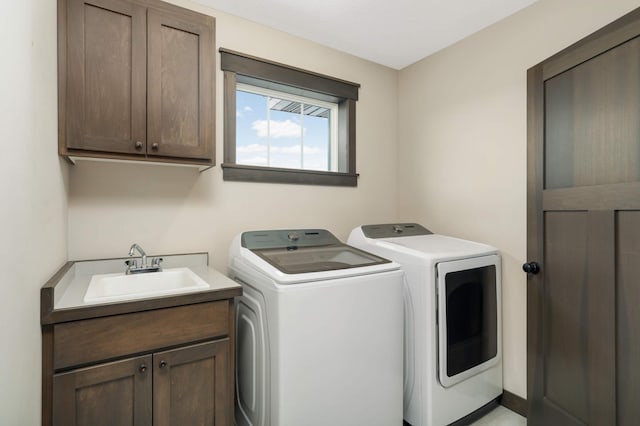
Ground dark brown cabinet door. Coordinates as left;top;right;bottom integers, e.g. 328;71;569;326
52;355;152;426
527;8;640;426
64;0;147;155
146;8;214;160
59;0;215;164
153;339;231;426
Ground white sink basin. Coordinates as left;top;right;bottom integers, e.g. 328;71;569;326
83;267;210;303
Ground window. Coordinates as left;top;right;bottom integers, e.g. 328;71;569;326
220;49;360;186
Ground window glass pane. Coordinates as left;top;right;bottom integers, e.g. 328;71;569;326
236;90;268;166
236;87;333;172
268;105;302;169
304;114;330;171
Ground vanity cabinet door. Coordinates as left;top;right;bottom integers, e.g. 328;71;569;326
63;0;147;155
52;355;152;426
146;8;214;160
153;339;231;426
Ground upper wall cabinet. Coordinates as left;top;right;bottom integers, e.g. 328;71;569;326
58;0;215;167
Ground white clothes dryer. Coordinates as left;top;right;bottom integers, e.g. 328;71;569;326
229;229;404;426
348;223;503;426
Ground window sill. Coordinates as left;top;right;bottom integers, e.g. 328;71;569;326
221;163;358;187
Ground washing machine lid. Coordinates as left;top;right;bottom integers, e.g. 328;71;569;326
241;229;392;275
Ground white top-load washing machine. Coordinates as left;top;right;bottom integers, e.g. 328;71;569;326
229;229;404;426
349;223;503;426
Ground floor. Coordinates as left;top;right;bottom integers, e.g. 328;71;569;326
470;406;527;426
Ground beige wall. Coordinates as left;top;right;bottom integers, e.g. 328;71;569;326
397;0;638;398
67;0;399;272
0;0;68;423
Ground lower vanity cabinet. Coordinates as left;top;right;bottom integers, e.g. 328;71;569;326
52;340;230;426
42;299;237;426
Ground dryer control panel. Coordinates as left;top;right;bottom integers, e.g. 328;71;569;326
361;223;432;238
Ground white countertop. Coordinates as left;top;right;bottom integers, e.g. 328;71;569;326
53;253;241;310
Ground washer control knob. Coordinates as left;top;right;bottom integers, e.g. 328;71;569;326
287;232;300;241
393;225;403;233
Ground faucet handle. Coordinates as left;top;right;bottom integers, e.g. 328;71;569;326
151;257;164;269
125;259;138;274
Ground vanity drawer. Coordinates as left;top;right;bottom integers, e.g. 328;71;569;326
53;301;229;370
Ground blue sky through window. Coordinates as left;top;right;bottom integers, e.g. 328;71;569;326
236;89;331;171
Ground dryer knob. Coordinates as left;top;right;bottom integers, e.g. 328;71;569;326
393;225;403;233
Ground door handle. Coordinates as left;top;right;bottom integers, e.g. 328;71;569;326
522;262;540;275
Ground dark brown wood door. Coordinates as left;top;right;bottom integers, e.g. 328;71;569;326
527;8;640;426
64;0;147;154
52;355;152;426
146;7;214;160
153;339;230;426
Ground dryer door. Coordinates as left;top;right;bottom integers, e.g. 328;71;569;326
436;254;501;388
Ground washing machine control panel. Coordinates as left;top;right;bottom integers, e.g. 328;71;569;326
241;229;341;249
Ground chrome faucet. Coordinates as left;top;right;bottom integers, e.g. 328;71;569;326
125;243;163;274
128;243;147;267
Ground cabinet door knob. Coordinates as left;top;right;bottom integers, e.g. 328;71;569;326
151;142;159;150
159;360;167;368
139;364;147;373
135;141;143;150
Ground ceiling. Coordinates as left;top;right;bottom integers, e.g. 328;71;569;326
194;0;538;70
